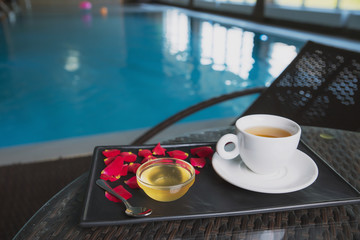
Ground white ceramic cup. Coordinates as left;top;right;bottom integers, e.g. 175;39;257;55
216;114;301;174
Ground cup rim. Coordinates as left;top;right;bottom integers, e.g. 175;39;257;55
236;114;301;138
136;158;195;189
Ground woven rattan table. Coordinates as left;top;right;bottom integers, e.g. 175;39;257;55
14;126;360;239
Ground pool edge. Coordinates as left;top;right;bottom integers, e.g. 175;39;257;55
0;118;234;166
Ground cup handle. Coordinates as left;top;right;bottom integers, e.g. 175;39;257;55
216;133;239;160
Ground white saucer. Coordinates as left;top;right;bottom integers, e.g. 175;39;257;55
212;150;318;194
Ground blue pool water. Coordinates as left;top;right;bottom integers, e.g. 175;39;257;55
0;3;304;148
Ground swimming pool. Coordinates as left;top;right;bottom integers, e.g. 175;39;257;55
0;2;304;148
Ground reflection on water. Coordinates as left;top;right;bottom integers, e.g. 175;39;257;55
269;42;297;79
201;23;255;78
64;50;80;72
0;5;304;148
164;10;189;56
162;9;299;93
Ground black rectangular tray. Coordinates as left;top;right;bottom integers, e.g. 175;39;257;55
80;142;360;227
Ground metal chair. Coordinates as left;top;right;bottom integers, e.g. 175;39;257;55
132;41;360;145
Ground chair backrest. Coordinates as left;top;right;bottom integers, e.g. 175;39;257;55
242;41;360;131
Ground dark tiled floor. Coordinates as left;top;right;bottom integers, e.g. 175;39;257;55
0;156;92;240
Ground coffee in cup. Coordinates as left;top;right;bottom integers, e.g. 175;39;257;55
216;114;301;174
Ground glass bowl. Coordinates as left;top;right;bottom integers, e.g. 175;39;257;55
136;158;195;202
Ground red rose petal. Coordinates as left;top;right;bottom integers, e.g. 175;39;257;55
138;149;152;158
101;156;123;175
120;152;137;162
141;155;157;164
152;143;166;156
102;149;121;157
195;169;200;175
128;163;141;174
104;157;116;165
100;173;119;182
105;185;132;202
168;150;189;160
120;164;128;176
125;176;140;189
190;146;214;158
190;157;206;168
101;156;132;178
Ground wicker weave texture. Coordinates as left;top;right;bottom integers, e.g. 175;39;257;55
243;41;360;131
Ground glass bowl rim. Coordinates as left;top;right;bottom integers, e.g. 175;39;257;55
136;157;195;189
